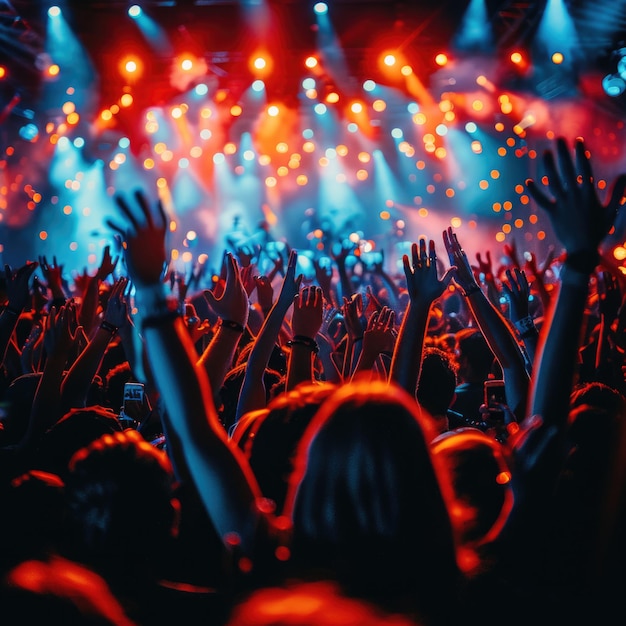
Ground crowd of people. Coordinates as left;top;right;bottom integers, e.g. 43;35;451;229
1;136;626;625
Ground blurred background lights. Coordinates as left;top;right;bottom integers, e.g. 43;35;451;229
313;2;328;14
48;6;61;18
128;5;141;18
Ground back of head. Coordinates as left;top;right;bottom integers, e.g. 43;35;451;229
417;347;458;418
33;406;123;480
63;430;177;583
285;380;460;615
431;428;513;553
243;381;338;514
455;329;495;381
0;470;66;574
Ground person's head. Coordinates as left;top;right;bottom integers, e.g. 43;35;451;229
431;428;513;560
103;362;133;413
0;470;66;574
63;430;179;585
417;347;458;421
33;406;123;481
238;381;338;514
219;363;283;432
284;380;460;615
454;329;495;383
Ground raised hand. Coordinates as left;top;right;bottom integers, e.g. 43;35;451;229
443;228;479;297
342;292;366;340
276;249;303;308
361;306;396;356
404;237;454;305
501;267;530;323
253;274;274;314
5;261;38;313
472;250;495;286
313;257;334;303
183;302;211;344
526;137;626;261
95;245;119;282
291;285;324;339
43;302;80;357
203;253;249;327
235;243;261;268
102;277;129;330
503;238;521;269
106;189;168;288
38;255;65;298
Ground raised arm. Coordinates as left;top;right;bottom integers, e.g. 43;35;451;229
390;239;452;396
107;189;263;557
235;250;301;422
197;252;249;408
60;277;129;410
526;137;626;428
444;227;529;419
0;262;38;367
285;285;324;391
501;267;538;374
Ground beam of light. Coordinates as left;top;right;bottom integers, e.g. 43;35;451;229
371;149;405;222
130;7;173;55
314;1;351;98
45;6;98;116
453;0;493;53
536;0;579;65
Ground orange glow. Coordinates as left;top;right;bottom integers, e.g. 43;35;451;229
304;56;318;69
435;53;448;66
510;51;523;64
0;66;6;79
47;64;60;77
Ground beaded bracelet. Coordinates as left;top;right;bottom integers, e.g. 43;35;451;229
287;334;319;354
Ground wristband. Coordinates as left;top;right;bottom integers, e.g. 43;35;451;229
514;315;535;335
99;320;119;335
287;334;319;354
461;283;481;297
221;319;245;334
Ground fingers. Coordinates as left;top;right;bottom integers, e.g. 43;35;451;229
525;179;555;213
575;139;593;184
556;137;577;189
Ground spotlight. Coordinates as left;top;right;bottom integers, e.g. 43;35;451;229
313;2;328;15
128;5;142;18
48;6;61;18
435;53;448;66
